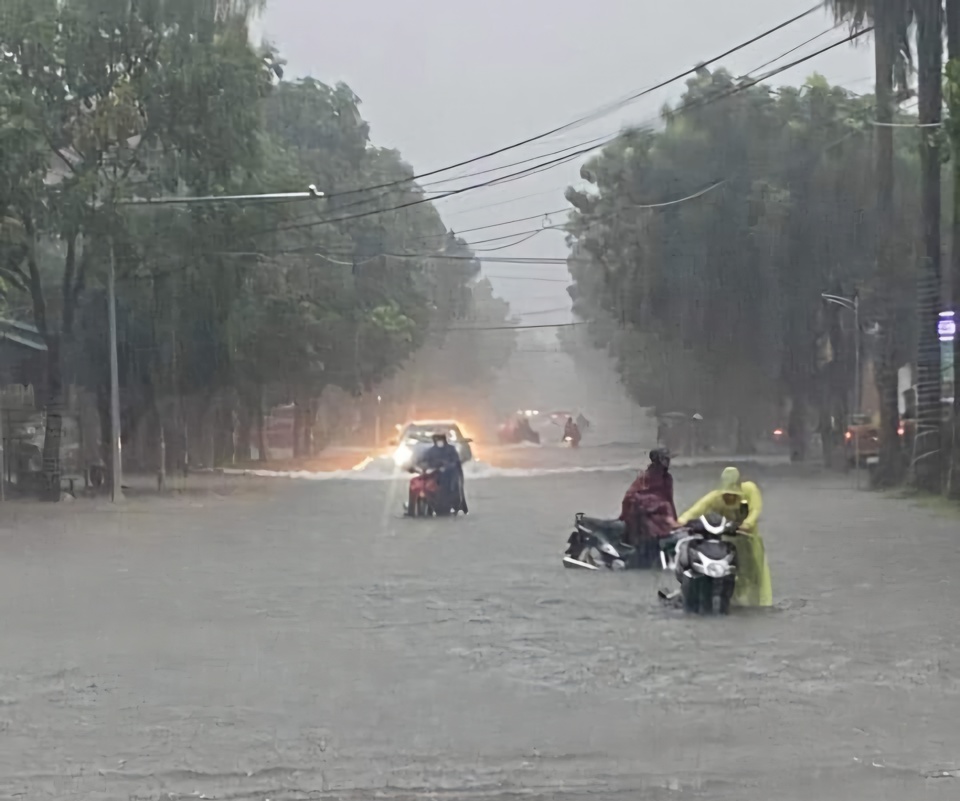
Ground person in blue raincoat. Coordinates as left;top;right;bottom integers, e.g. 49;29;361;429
422;431;468;513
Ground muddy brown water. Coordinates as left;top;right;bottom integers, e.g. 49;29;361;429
0;461;956;799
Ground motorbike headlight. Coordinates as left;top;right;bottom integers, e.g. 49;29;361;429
393;444;412;465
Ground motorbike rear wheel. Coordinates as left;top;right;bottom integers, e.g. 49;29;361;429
711;584;724;614
683;577;712;614
415;497;431;517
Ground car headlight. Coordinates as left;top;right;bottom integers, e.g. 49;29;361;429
393;444;413;465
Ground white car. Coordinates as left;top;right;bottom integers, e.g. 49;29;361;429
390;420;474;469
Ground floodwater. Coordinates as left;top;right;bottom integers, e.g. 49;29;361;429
0;456;957;799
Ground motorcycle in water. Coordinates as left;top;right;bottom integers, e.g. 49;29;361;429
661;513;738;614
561;420;581;448
404;465;463;518
562;512;667;570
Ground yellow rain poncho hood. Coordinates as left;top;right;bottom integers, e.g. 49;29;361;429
678;466;773;607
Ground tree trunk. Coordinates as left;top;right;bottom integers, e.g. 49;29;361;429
947;0;960;497
212;397;235;468
787;393;807;463
292;396;303;459
734;415;756;455
873;10;905;487
256;385;268;463
304;397;315;457
914;0;944;493
157;409;166;493
236;402;252;463
40;336;63;501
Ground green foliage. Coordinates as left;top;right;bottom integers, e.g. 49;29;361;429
0;0;513;480
566;69;921;451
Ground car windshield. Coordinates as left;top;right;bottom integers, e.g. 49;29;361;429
403;424;462;442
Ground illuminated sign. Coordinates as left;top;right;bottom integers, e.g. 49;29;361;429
940;310;956;343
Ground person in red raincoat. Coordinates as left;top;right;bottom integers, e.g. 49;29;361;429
619;448;678;545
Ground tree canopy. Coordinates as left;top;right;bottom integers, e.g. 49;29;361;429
564;69;922;459
0;0;513;492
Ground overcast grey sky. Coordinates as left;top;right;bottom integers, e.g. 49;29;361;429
253;1;872;325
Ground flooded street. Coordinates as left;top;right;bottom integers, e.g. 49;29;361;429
0;458;957;800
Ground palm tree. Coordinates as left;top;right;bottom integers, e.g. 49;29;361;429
947;0;960;497
825;0;913;486
912;0;943;492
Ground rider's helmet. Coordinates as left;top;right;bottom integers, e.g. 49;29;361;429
431;431;448;445
649;446;671;469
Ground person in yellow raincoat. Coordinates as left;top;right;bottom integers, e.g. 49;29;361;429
676;466;773;607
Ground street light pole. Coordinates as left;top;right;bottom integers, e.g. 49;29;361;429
822;291;861;488
854;292;860;431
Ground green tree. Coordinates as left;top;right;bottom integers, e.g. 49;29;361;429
565;70;921;459
0;0;273;497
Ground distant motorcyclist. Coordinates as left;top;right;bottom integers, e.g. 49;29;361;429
677;466;771;607
517;416;536;440
563;416;581;446
619;447;678;545
420;431;468;513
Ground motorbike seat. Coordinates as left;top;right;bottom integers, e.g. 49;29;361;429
580;516;626;537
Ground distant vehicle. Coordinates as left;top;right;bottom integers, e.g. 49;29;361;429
390;420;473;469
844;414;913;465
497;414;540;445
844;415;878;465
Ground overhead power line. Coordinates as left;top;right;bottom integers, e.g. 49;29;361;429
255;27;869;238
445;320;584;332
266;11;829;229
311;5;822;202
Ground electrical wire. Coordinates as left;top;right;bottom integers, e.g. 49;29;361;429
483;274;571;282
359;174;727;252
254;7;826;234
470;230;546;251
253;29;869;239
284;19;837;226
445;320;584;332
125;44;877;289
510;306;573;317
309;5;823;201
744;22;842;76
261;146;600;236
